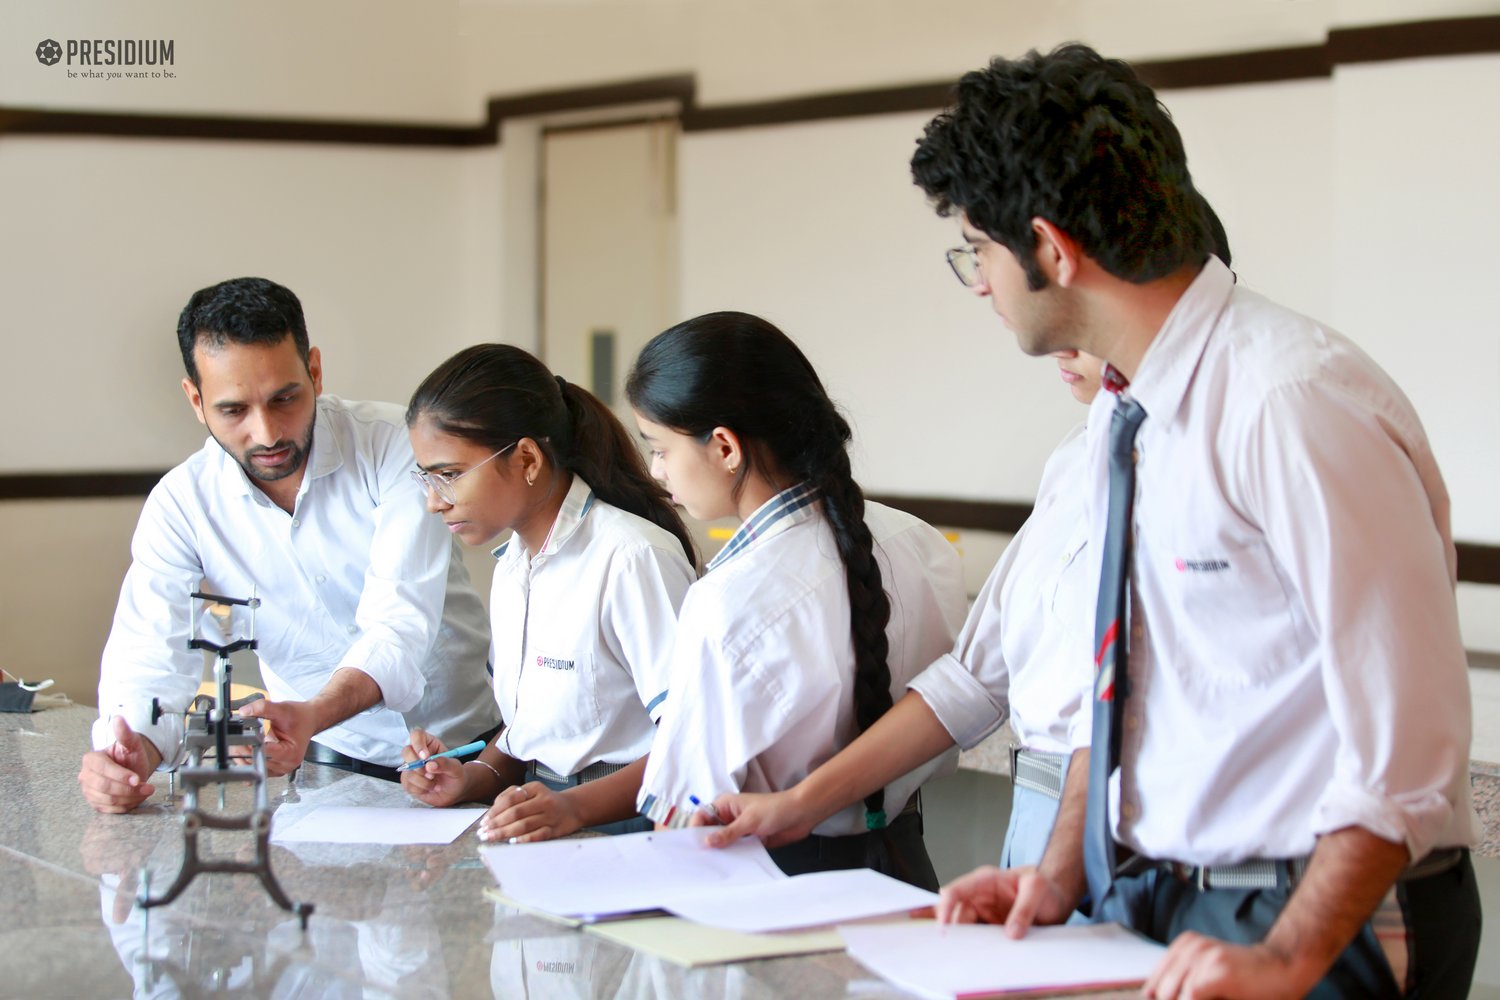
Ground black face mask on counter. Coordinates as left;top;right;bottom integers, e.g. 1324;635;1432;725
0;682;35;713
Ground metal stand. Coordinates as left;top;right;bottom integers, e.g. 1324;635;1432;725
138;592;313;929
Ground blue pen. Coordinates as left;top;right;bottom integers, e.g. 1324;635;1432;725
395;739;487;772
689;794;721;823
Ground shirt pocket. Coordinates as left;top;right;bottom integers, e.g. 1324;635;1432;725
1149;533;1306;692
1047;528;1092;637
516;645;602;739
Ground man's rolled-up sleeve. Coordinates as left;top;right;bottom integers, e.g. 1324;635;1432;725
905;526;1026;749
1247;382;1470;861
336;440;452;714
96;486;206;769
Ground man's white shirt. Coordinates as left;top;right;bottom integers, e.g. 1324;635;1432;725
1088;257;1479;865
95;395;499;767
910;423;1094;756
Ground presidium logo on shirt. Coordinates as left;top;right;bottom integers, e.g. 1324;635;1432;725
536;654;576;671
1175;557;1231;573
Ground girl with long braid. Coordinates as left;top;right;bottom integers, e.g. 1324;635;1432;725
400;344;697;840
627;312;965;889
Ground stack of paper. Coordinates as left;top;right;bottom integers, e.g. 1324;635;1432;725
661;867;937;934
840;921;1167;998
587;916;847;967
479;828;938;931
479;827;786;921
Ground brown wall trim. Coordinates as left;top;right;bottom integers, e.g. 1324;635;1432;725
483;74;694;123
4;475;1497;585
3;17;1496;145
1458;543;1500;588
872;492;1500;587
1133;45;1331;91
870;494;1034;537
0;108;491;147
1329;15;1500;65
0;75;699;148
0;472;164;500
681;82;954;132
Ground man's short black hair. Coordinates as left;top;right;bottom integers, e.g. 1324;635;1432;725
912;43;1211;289
177;277;310;385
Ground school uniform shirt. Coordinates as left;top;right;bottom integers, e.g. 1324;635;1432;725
489;475;696;777
909;424;1094;756
638;486;967;835
94;395;499;769
1089;255;1479;866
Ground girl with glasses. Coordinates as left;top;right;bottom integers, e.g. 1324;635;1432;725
627;312;966;889
401;344;697;840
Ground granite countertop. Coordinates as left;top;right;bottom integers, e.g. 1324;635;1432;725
3;706;1141;999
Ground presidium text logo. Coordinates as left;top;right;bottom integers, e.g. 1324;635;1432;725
34;37;177;79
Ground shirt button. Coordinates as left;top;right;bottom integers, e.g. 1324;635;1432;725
1132;623;1143;639
1122;802;1139;820
346;624;357;634
315;575;326;584
1126;715;1140;733
291;518;300;527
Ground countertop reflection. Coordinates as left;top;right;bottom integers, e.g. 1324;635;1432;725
1;706;1135;999
0;707;915;999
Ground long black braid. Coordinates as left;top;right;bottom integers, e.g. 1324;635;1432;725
626;312;895;822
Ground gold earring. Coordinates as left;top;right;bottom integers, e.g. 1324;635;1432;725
727;464;737;475
526;475;535;486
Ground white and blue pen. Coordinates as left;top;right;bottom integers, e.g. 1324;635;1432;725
395;740;487;772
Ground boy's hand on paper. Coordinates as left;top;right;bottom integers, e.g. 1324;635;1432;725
703;790;817;849
936;865;1072;938
1143;934;1315;1000
479;782;580;843
78;716;162;813
400;729;467;807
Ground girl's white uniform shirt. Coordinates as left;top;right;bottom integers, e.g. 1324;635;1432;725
908;424;1094;755
489;475;695;777
639;491;966;836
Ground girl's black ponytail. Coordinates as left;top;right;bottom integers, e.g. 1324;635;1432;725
409;344;695;567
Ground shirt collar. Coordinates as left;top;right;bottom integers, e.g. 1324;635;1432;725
1123;256;1235;428
490;474;596;564
706;481;819;572
219;396;342;503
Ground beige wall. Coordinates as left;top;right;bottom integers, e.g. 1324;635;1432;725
1;0;467;121
1;498;143;702
675;62;1500;542
5;1;1494;122
0;137;504;471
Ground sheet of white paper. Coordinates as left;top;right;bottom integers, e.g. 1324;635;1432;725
839;921;1167;999
480;827;786;919
660;868;938;934
271;805;485;845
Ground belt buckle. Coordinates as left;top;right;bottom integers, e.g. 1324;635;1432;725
1008;742;1020;779
1163;861;1207;890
